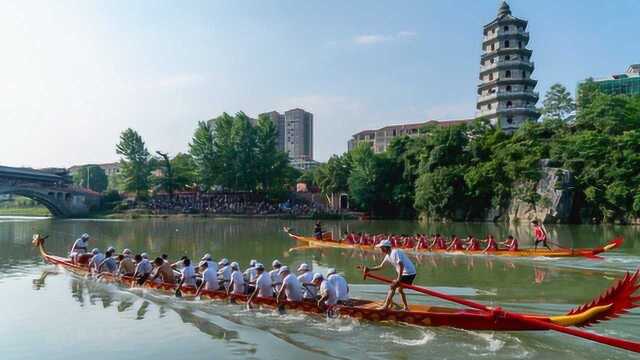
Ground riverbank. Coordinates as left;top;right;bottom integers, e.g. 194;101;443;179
0;207;51;217
101;208;360;220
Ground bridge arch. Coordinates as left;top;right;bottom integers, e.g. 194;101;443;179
0;189;66;217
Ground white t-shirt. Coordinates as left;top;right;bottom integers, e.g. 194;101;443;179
244;267;258;283
297;271;316;299
218;265;231;283
202;268;219;290
383;249;416;276
205;260;218;275
89;253;105;270
230;270;245;295
181;265;197;286
71;238;89;254
281;273;302;301
269;269;282;288
135;258;153;275
319;280;337;305
328;274;349;301
255;272;273;298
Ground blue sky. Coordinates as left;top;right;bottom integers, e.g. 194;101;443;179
1;0;638;168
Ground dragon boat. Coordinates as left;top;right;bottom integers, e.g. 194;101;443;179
284;228;623;258
33;234;640;352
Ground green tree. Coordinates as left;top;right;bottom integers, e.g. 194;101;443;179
72;165;108;193
541;83;576;122
189;121;217;190
115;128;151;198
152;151;196;196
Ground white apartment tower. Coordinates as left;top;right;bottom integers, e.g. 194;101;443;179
476;1;540;131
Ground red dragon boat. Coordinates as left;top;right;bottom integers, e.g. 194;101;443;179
33;234;640;353
284;228;623;258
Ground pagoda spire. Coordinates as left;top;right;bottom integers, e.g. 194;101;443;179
497;1;511;18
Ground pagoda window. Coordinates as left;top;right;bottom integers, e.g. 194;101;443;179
504;40;510;48
506;85;512;92
506;101;513;108
522;70;527;78
503;26;509;31
505;55;511;61
507;117;514;124
488;104;492;110
518;41;523;48
489;73;494;81
505;70;512;78
491;44;495;51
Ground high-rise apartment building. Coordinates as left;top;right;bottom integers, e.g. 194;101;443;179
260;111;286;152
284;108;313;161
584;65;640;96
476;1;540;131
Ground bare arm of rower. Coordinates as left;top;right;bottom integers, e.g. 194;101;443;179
247;286;260;309
175;276;185;296
195;279;206;297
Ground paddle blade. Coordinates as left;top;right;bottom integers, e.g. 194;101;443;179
566;268;640;327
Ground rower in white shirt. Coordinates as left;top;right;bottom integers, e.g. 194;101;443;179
247;263;272;309
228;262;245;296
269;259;283;291
218;258;232;289
195;261;221;297
276;266;302;303
244;259;258;293
312;273;337;308
175;257;197;296
70;233;91;263
87;248;105;274
133;254;153;284
296;263;316;299
327;268;350;304
200;253;218;274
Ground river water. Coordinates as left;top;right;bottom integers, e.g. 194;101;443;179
1;217;639;359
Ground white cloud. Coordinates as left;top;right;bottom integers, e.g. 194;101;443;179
397;31;417;38
353;31;417;45
353;34;391;45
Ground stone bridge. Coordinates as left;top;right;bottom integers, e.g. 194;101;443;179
0;165;101;217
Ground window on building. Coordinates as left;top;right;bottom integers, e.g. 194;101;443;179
505;70;511;78
506;101;513;108
477;104;481;110
488;104;492;110
505;55;511;61
504;40;510;48
392;130;397;136
518;41;523;48
491;44;495;51
489;73;494;81
503;26;509;32
522;70;527;78
507;117;514;124
506;85;512;92
490;58;494;64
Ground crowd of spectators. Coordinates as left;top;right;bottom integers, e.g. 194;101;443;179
144;192;329;217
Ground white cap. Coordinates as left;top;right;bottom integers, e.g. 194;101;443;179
81;233;90;240
278;266;290;275
297;263;310;272
141;252;149;259
312;273;323;282
231;262;239;270
123;249;132;255
376;239;392;248
201;253;212;261
249;259;257;267
255;263;265;270
327;268;337;276
106;246;115;253
272;259;282;267
198;260;208;268
91;248;99;254
219;258;230;266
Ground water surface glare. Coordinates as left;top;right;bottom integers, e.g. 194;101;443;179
1;217;640;359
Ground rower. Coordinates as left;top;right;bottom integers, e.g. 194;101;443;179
176;257;197;290
446;234;464;251
465;235;481;251
247;263;273;309
133;254;153;283
276;266;302;304
201;253;218;274
327;268;349;304
97;247;117;274
532;220;552;250
195;261;220;297
218;258;232;289
482;234;498;253
431;233;446;250
244;259;258;294
171;256;188;271
270;259;283;288
70;233;91;263
364;239;416;311
313;221;323;239
88;248;105;274
502;235;519;252
117;250;135;276
151;257;176;284
228;262;245;296
297;263;316;299
312;273;337;308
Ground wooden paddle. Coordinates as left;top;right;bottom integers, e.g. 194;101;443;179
359;266;640;353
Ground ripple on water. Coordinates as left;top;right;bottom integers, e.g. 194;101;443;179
380;329;436;346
